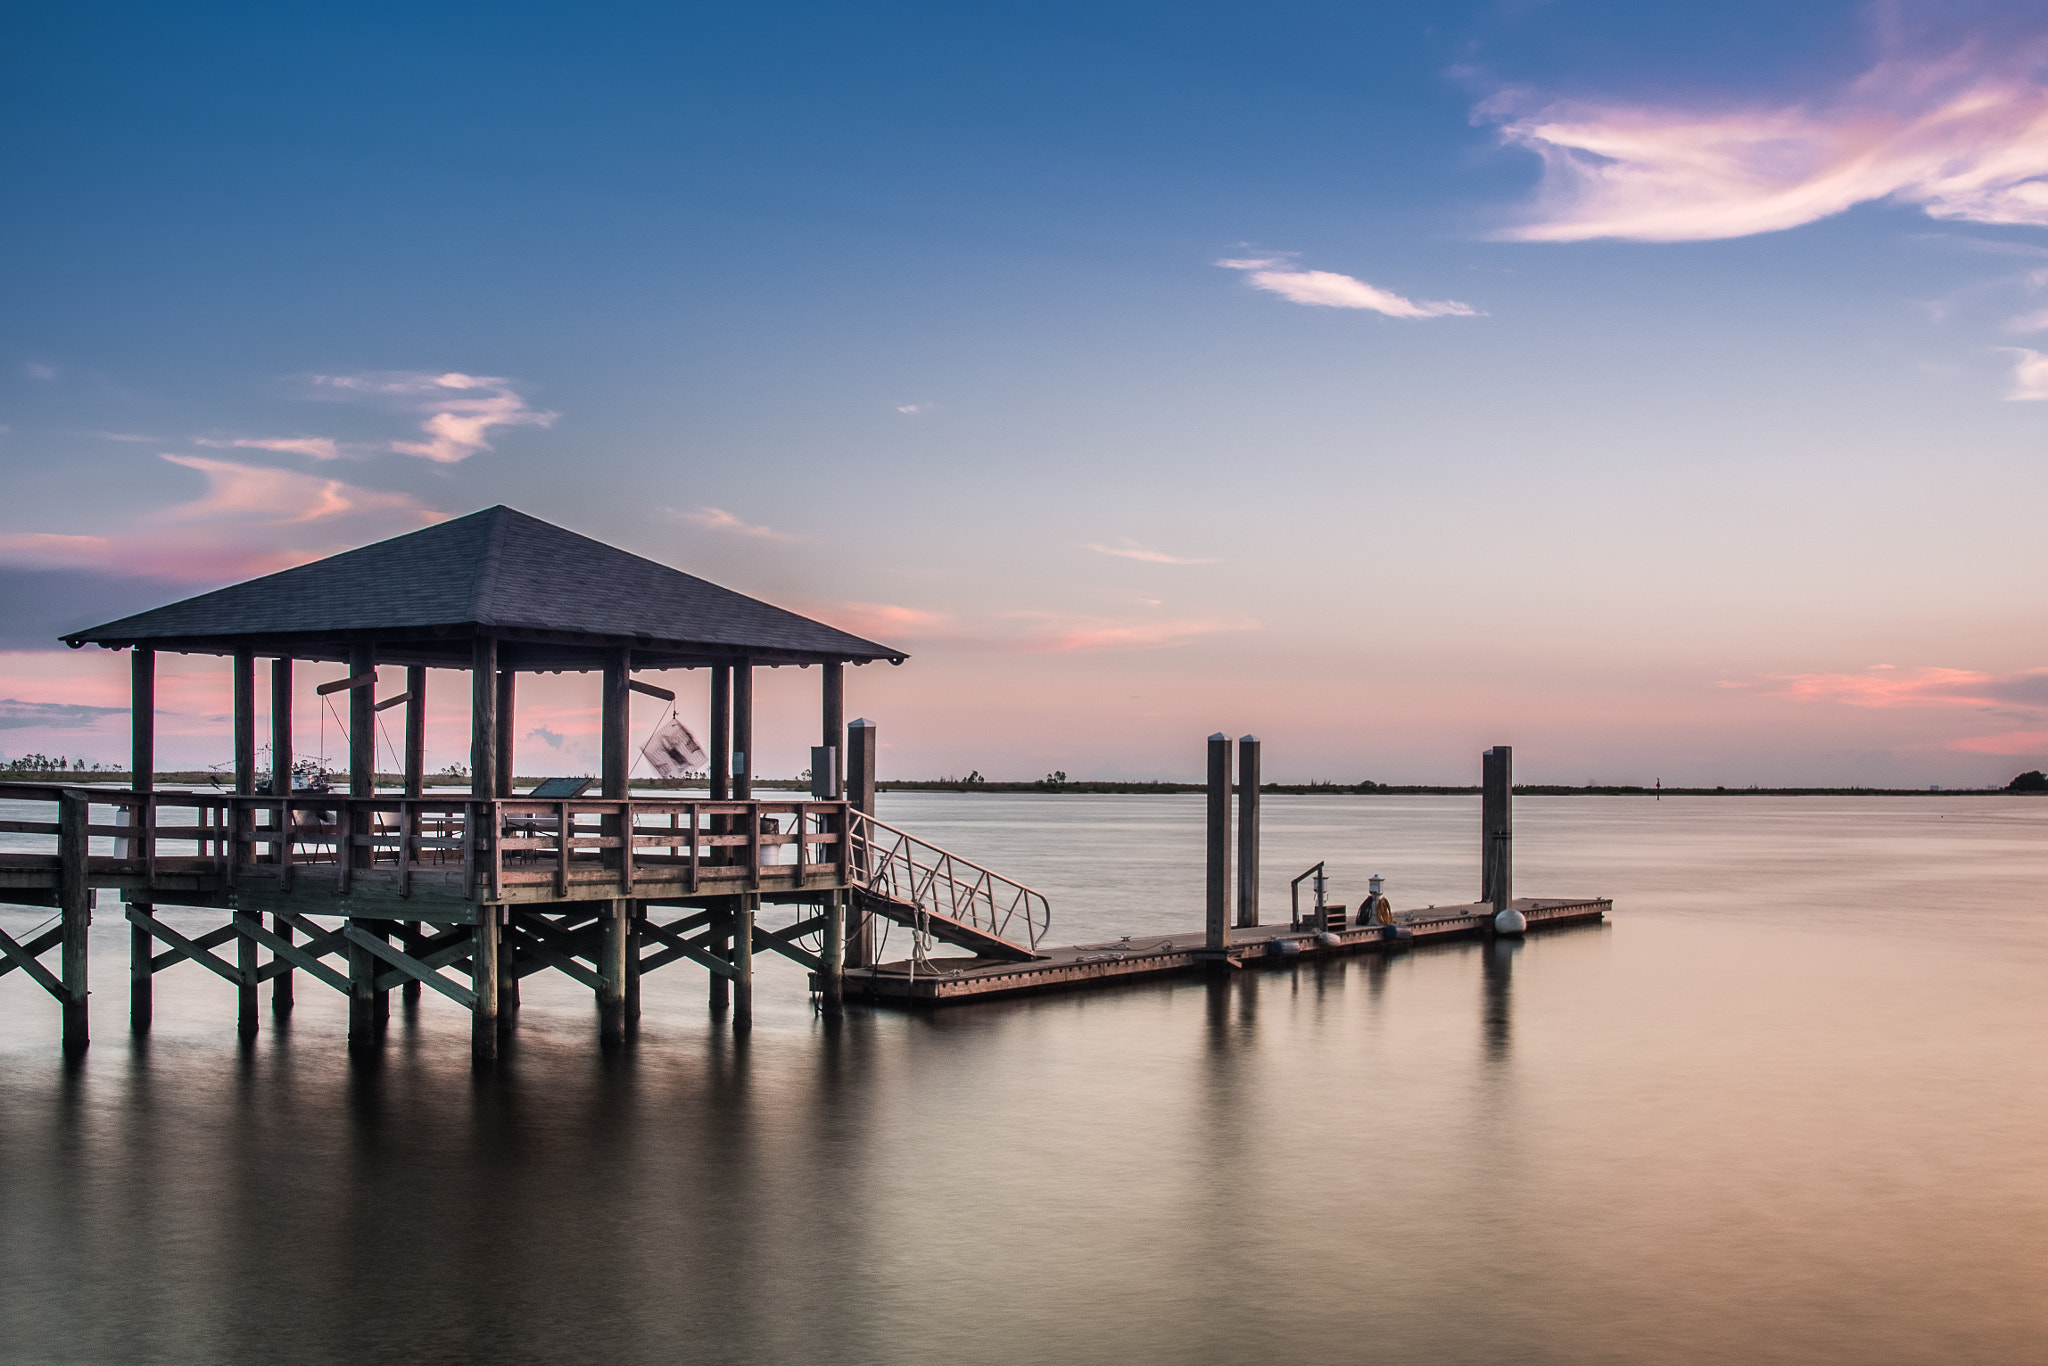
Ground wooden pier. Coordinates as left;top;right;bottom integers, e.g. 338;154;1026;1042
836;897;1609;1003
0;506;1611;1057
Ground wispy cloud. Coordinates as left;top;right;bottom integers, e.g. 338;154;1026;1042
670;507;800;541
0;698;127;731
2003;348;2048;398
156;454;432;527
23;362;55;381
895;402;934;415
1950;730;2048;755
1217;256;1479;318
1483;40;2048;242
1084;539;1219;565
1005;611;1258;653
313;371;556;463
1762;664;2048;709
195;436;343;461
0;454;442;581
812;601;950;641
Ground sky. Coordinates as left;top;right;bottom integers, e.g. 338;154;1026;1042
3;0;2046;787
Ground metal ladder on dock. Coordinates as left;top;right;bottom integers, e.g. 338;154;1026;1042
845;811;1050;962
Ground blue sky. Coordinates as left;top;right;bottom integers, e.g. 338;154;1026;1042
4;0;2046;784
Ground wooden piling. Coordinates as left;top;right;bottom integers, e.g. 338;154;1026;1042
270;656;296;1012
599;899;629;1046
1205;733;1232;952
708;665;731;1011
1236;735;1260;928
130;649;154;1036
59;790;90;1055
845;719;877;970
234;649;258;1037
348;644;376;805
347;920;376;1051
821;888;845;1015
625;901;642;1024
471;906;500;1068
1482;746;1513;912
732;893;755;1032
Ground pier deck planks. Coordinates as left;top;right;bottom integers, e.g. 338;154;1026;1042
835;897;1608;1003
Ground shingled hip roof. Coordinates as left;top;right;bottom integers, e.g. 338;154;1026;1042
63;506;906;669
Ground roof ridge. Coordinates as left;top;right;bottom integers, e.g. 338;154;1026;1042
467;505;512;625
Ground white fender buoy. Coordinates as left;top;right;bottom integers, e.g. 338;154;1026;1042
1494;907;1527;935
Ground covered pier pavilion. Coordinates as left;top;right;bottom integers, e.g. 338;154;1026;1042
0;507;1048;1064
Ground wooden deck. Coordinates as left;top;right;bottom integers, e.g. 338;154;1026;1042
834;897;1609;1003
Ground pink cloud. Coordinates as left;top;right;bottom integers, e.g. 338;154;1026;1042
1485;41;2048;242
314;371;556;463
671;507;800;541
195;436;343;460
0;455;443;582
1217;257;1478;318
1760;664;2048;712
1084;539;1219;565
810;601;951;641
1006;611;1258;653
1949;730;2048;755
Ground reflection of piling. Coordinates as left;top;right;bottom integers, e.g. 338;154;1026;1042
1206;733;1233;951
1482;746;1513;912
1236;735;1260;928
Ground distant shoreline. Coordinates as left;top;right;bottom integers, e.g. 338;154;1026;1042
2;772;2035;797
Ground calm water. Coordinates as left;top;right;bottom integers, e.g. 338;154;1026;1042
2;794;2045;1364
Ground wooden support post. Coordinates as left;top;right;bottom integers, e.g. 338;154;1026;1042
821;889;845;1015
599;899;628;1048
270;656;296;1014
495;669;516;797
499;911;519;1024
130;911;153;1035
822;661;844;797
130;649;154;1035
59;790;90;1054
1206;733;1233;952
732;658;753;799
348;643;376;804
709;900;731;1012
602;648;628;874
710;665;731;801
471;907;500;1068
845;718;877;970
234;648;256;796
348;919;376;1052
233;649;258;1038
1482;746;1513;912
1236;734;1261;928
133;648;155;792
471;637;498;801
626;902;642;1024
401;666;424;797
732;894;755;1032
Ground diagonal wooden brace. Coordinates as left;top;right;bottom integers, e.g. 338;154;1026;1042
638;918;736;980
0;924;65;998
150;921;238;973
342;924;478;1010
504;922;606;990
754;915;827;973
127;905;247;988
237;918;352;995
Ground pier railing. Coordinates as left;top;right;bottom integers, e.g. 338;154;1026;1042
0;783;847;903
845;809;1050;952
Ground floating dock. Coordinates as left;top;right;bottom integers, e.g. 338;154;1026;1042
837;896;1609;1003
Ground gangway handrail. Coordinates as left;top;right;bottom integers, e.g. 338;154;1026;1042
845;809;1051;952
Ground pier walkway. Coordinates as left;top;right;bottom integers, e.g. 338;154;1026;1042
839;896;1609;1003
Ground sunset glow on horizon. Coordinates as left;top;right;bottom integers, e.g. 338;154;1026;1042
3;1;2045;787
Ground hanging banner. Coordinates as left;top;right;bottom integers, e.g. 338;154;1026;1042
640;711;707;778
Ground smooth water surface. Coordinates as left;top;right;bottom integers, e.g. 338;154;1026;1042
2;794;2045;1364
